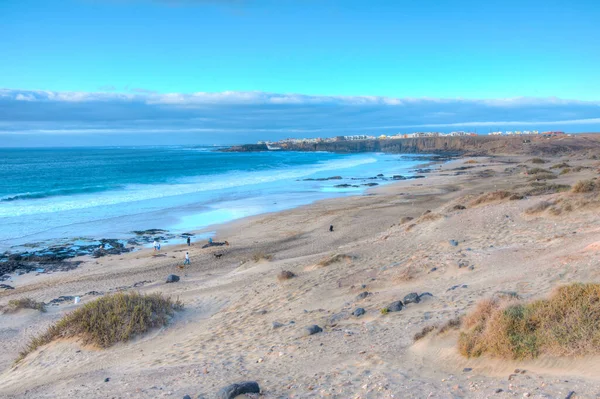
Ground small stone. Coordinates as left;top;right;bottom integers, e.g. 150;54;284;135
429;267;437;272
272;321;284;329
495;389;503;393
183;396;192;399
104;378;110;382
463;368;472;372
302;325;323;336
403;292;420;305
352;308;366;317
565;391;576;399
468;265;475;271
449;240;459;246
216;381;260;399
523;393;530;397
418;292;434;300
166;274;180;283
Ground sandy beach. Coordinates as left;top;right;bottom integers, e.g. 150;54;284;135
2;146;600;398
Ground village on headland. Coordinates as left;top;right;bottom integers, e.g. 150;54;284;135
258;130;568;147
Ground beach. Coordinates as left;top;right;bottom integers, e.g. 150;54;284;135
2;144;600;398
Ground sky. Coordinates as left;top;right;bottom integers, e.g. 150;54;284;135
1;0;599;146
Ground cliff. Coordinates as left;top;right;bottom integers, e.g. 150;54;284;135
223;134;600;156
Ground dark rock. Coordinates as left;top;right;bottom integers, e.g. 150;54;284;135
463;368;472;372
377;174;384;177
355;291;371;300
565;391;575;399
334;184;359;188
0;284;14;290
392;175;406;180
429;267;437;272
272;321;284;329
303;325;323;336
216;381;260;399
403;293;420;305
468;265;475;271
495;388;503;393
183;395;192;399
452;204;466;210
166;274;180;283
418;292;434;300
49;295;75;305
362;183;379;186
449;240;459;246
387;300;403;312
352;308;366;317
104;378;110;382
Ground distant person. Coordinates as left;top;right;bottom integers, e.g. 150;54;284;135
329;225;334;232
184;252;190;265
153;240;158;251
187;236;191;246
157;242;161;251
208;237;213;245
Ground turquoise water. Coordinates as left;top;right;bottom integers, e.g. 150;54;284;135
0;147;430;250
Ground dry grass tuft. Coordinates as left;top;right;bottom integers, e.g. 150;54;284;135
416;211;442;223
524;183;571;196
413;317;462;342
464;159;478;164
317;253;354;267
525;201;553;214
277;270;296;281
251;250;273;262
414;325;436;341
550;162;571;169
399;216;414;224
470;190;513;206
16;292;183;363
559;168;571;175
394;265;420;282
528;167;552;174
1;298;46;314
458;283;600;359
572;179;598;193
529;158;547;164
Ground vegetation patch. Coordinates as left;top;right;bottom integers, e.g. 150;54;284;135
458;283;600;359
550;162;571;169
1;298;46;314
251;250;273;262
529;158;547;164
317;253;354;267
413;317;462;342
16;292;183;363
470;190;513;206
572;179;598;193
525;200;553;214
528;172;557;181
399;216;414;224
524;183;571;196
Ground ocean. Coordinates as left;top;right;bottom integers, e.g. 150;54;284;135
0;147;431;251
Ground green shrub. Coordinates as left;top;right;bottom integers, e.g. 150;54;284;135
1;298;46;314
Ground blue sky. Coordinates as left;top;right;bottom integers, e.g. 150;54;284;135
1;0;599;146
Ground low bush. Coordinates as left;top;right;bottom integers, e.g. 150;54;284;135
458;283;600;359
251;250;273;262
1;298;46;314
317;253;354;267
529;158;547;164
470;190;512;206
524;183;571;196
550;162;571;169
16;292;183;363
572;179;598;193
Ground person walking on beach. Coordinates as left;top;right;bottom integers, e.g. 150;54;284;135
187;236;191;246
184;252;190;265
153;240;158;251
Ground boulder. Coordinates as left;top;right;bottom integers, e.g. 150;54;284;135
352;308;366;317
403;292;420;305
166;274;180;283
387;300;403;312
216;381;260;399
418;292;434;301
